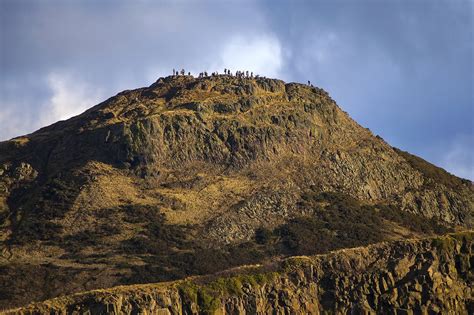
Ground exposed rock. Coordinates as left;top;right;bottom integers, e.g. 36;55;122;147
0;76;471;228
5;232;473;314
0;75;472;309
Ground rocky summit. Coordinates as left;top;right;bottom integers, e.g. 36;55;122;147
0;74;473;312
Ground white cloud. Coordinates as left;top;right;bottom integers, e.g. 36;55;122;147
0;73;105;141
212;34;283;78
40;72;104;126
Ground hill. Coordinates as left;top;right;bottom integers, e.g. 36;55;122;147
0;74;472;309
5;232;473;314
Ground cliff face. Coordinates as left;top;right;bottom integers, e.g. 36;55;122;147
7;232;473;315
1;76;471;229
0;75;472;309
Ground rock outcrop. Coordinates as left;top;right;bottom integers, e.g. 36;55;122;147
0;75;472;309
1;76;472;229
5;232;473;314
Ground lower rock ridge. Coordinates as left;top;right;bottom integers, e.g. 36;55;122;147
4;231;473;315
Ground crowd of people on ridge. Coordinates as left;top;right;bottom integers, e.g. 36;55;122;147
172;68;260;79
171;68;313;86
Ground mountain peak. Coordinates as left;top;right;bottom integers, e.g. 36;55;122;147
94;74;316;125
0;74;472;309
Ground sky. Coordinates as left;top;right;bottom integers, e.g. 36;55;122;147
0;0;473;180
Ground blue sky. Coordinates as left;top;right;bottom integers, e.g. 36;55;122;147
0;0;473;180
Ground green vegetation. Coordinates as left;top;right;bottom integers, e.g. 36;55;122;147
120;204;191;256
7;174;85;245
62;223;120;253
119;192;452;285
255;226;272;244
5;188;454;308
179;281;221;314
431;235;457;253
277;191;384;255
178;271;278;314
376;203;449;235
1;74;472;311
254;191;452;257
118;205;268;284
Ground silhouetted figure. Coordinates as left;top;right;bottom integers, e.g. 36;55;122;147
173;69;176;76
308;80;311;86
188;72;191;76
246;71;249;77
251;72;253;78
204;71;208;76
181;69;185;75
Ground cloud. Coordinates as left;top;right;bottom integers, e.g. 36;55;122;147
0;72;104;141
212;34;283;78
439;135;474;180
257;0;473;180
39;72;104;127
0;0;472;181
0;104;32;140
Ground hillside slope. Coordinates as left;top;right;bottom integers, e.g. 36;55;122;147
5;232;473;314
0;75;472;309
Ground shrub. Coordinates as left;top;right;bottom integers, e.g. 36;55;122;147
255;227;272;244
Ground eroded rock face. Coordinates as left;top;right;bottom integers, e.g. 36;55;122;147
8;232;473;315
0;75;472;309
0;75;471;229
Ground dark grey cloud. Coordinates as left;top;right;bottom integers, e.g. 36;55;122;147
0;0;472;179
258;0;473;179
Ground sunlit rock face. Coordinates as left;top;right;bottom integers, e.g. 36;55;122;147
0;75;472;310
8;233;474;314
